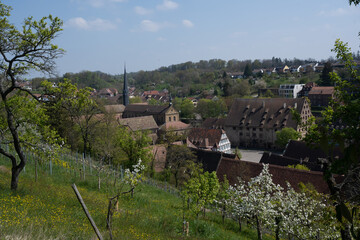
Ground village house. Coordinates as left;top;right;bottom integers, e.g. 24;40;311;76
187;128;231;153
297;82;317;98
224;98;312;149
307;86;335;107
98;88;119;98
278;84;305;98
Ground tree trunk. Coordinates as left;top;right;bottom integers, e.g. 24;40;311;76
340;224;352;240
238;216;242;232
98;174;101;190
11;166;22;190
275;217;280;240
256;215;262;240
174;171;178;188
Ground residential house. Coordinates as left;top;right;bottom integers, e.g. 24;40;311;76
308;86;335;107
122;104;179;126
187;128;231;153
314;63;325;72
188;97;198;107
98;88;119;98
228;72;244;79
297;82;317;98
289;65;302;73
141;90;169;103
273;65;289;74
224;98;312;149
299;63;317;73
278;84;305;98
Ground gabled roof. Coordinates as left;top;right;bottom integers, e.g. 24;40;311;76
225;98;307;129
190;148;238;173
260;152;324;172
188;128;225;148
117;116;158;131
283;140;343;163
202;118;226;129
159;121;190;131
308;86;335;95
123;104;170;115
216;158;333;194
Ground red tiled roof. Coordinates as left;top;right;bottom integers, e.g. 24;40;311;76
216;158;333;194
123;104;170;115
188;128;225;149
308;86;334;95
118;116;158;131
159;121;190;131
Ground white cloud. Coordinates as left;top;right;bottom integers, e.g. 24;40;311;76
157;37;167;41
67;17;117;31
140;20;161;32
157;0;178;11
182;19;194;28
134;6;153;15
72;0;127;8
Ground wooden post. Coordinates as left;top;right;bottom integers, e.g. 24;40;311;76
49;158;52;175
72;184;104;240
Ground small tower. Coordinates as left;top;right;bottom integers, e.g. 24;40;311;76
123;64;129;106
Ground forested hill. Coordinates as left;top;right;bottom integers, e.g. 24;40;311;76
33;55;359;96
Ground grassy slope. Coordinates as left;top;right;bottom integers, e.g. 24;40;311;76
0;160;273;240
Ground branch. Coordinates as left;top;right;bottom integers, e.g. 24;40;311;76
0;145;17;166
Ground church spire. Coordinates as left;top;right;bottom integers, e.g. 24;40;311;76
123;63;129;106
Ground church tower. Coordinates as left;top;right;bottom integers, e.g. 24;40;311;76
123;64;129;106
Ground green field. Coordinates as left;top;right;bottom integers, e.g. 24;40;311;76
0;156;273;240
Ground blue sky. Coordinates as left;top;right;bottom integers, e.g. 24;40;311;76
4;0;360;77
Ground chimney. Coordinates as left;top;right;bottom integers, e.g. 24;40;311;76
283;102;286;109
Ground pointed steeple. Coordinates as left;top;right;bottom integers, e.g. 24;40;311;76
123;63;129;106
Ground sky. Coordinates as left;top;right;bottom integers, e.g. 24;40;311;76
4;0;360;77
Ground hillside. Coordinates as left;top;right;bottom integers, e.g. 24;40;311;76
0;157;273;240
36;58;332;98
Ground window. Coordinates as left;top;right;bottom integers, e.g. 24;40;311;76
239;132;243;136
252;128;256;131
173;116;176;121
169;116;171;121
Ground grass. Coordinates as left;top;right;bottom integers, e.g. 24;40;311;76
0;157;274;240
